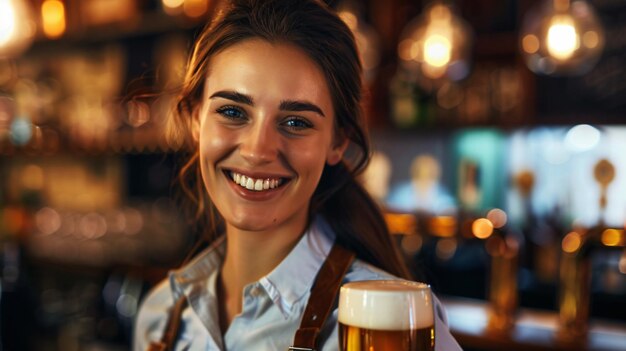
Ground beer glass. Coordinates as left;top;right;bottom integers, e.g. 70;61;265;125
338;280;435;351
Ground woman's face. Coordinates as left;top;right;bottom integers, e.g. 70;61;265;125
196;39;346;235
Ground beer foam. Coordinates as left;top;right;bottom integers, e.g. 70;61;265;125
338;280;434;331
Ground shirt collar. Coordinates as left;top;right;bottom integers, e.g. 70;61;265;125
168;216;335;318
169;236;226;300
260;216;335;317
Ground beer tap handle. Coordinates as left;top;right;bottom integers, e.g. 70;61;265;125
593;159;615;226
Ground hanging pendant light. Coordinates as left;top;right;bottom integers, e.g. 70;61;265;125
0;0;37;58
398;1;473;89
520;0;604;75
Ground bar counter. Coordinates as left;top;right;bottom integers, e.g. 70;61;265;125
442;297;626;351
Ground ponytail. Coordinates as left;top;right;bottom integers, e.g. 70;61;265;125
312;163;412;280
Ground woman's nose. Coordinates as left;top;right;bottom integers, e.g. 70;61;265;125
239;122;279;164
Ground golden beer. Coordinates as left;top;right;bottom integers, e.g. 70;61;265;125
339;324;434;351
338;280;435;351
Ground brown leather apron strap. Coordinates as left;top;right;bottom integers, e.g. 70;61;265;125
146;242;354;351
290;243;356;351
146;295;188;351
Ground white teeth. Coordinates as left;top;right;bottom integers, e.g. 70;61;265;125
229;171;284;192
254;179;263;190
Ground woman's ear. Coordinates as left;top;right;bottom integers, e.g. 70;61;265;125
326;136;349;166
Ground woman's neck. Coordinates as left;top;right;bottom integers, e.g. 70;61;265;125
217;216;310;333
222;226;304;286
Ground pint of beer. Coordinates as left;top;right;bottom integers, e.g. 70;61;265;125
338;280;435;351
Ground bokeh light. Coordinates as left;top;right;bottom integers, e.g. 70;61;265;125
0;0;37;58
564;124;600;152
520;0;605;75
401;235;423;256
472;218;494;239
429;216;457;238
546;15;578;60
123;207;144;235
41;0;66;39
487;208;508;229
601;229;624;247
35;207;62;235
183;0;207;18
10;117;33;145
436;238;457;260
398;2;473;86
562;231;582;253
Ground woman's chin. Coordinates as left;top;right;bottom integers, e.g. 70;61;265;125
224;214;279;233
222;208;308;236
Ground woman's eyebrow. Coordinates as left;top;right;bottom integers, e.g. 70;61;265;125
209;91;325;117
209;90;254;105
279;100;325;117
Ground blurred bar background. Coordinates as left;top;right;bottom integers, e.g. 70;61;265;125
0;0;625;350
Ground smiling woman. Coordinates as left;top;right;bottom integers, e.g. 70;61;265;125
133;1;461;350
198;40;340;237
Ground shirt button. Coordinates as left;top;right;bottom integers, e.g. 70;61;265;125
250;286;261;297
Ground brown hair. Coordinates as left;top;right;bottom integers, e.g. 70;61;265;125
169;0;411;279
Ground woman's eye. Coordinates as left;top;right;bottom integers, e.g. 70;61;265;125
216;106;245;120
282;117;313;131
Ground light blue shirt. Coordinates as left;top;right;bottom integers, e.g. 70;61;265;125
133;217;462;350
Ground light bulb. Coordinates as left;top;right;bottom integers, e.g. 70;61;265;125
520;0;604;75
0;0;37;58
424;34;451;68
398;2;473;87
546;15;578;60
